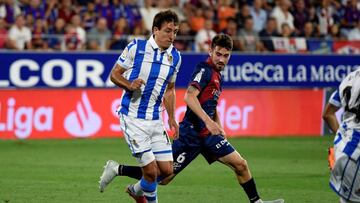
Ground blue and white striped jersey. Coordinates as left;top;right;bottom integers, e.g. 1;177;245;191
329;68;360;161
329;68;360;131
116;35;182;120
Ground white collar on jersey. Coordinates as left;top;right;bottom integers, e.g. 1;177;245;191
149;35;173;55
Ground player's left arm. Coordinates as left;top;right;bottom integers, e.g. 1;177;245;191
164;82;179;139
322;102;340;133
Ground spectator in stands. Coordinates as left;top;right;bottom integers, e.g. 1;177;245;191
44;0;58;30
157;0;185;22
292;0;309;35
235;4;251;29
87;17;111;51
0;0;21;24
47;18;65;50
250;0;267;33
189;6;205;32
236;0;251;8
7;15;32;50
195;18;216;52
25;13;35;29
112;0;122;20
332;0;345;25
280;23;296;38
70;15;86;50
58;0;75;23
96;0;115;29
203;7;217;30
24;0;45;20
218;0;236;31
199;0;217;8
262;0;276;14
117;0;142;31
317;0;335;36
348;19;360;40
299;21;317;38
127;23;147;42
110;17;129;50
0;2;5;19
31;18;48;50
271;0;294;33
181;1;195;19
341;0;360;37
259;17;279;52
173;20;195;51
139;0;160;33
64;24;80;51
222;17;241;51
344;0;360;25
0;18;8;49
308;5;320;26
325;23;343;40
239;16;262;52
82;1;97;31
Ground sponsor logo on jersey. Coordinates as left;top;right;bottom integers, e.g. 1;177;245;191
193;68;205;83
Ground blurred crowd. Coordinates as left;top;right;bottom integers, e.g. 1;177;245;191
0;0;359;52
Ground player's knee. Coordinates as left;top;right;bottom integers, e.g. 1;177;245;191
234;158;249;175
142;162;158;182
159;164;173;177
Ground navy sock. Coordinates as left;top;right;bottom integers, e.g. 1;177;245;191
118;165;142;180
240;178;260;203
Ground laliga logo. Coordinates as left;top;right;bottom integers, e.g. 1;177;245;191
64;92;101;137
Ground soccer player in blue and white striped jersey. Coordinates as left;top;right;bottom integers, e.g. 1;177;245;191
323;68;360;203
101;34;284;203
99;10;181;203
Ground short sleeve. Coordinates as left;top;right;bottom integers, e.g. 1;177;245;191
188;63;211;91
329;90;341;107
169;54;182;83
116;39;137;69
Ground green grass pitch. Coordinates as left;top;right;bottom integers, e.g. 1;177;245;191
0;136;339;203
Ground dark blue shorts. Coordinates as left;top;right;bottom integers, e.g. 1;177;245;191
172;124;235;174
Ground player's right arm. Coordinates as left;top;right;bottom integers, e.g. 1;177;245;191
110;39;145;91
322;102;340;133
322;90;341;133
184;86;224;135
110;64;144;91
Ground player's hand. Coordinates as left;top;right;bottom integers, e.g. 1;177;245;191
129;78;145;91
205;120;224;136
168;118;179;139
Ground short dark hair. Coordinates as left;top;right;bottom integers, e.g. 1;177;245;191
152;10;179;32
211;34;233;51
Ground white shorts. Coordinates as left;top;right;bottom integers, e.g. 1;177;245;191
119;113;173;167
330;131;360;202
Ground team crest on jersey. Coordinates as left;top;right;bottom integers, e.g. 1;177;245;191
168;55;173;65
